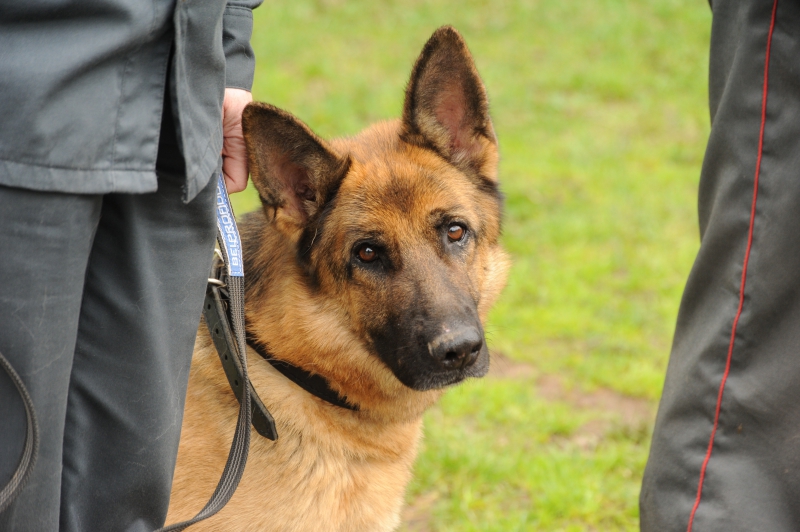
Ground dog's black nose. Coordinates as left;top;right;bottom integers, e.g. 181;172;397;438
428;327;483;370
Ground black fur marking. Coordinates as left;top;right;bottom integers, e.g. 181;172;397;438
322;156;349;206
475;173;501;199
296;156;349;265
384;172;421;214
241;215;269;297
297;195;338;263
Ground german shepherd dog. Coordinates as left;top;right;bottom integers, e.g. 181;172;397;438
167;26;509;531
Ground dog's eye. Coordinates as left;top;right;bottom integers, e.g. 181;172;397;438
356;244;378;263
447;224;466;242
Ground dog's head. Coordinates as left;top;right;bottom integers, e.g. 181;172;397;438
242;27;509;392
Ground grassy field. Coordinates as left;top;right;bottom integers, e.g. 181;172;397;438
235;1;712;529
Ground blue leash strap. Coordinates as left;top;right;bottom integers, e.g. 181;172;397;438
214;175;244;278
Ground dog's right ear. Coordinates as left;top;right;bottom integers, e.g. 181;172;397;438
242;102;349;236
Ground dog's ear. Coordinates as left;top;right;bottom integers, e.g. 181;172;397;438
242;102;349;233
402;26;498;180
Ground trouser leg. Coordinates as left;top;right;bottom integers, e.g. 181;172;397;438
58;170;216;532
0;187;102;531
641;1;800;530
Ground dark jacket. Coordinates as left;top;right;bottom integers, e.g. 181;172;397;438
0;0;261;201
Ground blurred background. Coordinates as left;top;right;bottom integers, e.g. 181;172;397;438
233;1;712;530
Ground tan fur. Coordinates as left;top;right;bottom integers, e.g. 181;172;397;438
167;27;509;531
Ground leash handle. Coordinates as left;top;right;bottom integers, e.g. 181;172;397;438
157;174;253;531
0;350;39;514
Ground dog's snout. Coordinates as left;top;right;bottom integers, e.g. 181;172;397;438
427;327;483;370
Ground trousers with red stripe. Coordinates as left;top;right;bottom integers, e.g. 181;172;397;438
640;0;800;530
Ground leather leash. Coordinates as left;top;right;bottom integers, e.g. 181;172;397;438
0;350;39;514
204;285;278;439
158;174;267;530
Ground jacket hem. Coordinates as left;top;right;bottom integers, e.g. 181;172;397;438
0;159;158;195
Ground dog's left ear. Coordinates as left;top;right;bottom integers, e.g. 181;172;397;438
402;26;498;181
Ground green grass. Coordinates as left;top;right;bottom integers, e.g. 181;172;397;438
236;1;712;529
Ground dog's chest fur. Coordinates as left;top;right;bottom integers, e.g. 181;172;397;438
168;333;424;531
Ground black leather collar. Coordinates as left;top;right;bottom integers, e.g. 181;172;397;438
246;334;359;412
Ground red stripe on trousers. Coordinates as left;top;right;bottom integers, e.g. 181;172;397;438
686;1;778;530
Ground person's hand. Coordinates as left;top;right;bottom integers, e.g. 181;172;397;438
221;88;253;193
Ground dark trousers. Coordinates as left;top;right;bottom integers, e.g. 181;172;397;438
641;1;800;530
0;169;216;531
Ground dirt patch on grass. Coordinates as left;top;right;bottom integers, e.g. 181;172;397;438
536;373;653;428
536;370;654;450
488;351;652;428
488;351;654;450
